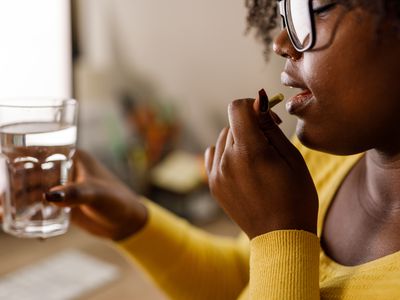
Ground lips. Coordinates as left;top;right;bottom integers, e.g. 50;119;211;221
281;72;314;115
286;89;314;114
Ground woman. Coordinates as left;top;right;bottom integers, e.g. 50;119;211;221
45;0;400;298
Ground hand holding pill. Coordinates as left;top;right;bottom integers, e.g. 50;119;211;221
205;89;318;239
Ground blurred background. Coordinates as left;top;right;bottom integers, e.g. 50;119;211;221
0;0;297;299
72;0;297;222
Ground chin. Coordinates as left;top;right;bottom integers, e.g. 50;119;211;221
295;120;367;156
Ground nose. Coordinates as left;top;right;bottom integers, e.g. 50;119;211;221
273;29;302;61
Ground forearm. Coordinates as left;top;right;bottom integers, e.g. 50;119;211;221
116;200;249;300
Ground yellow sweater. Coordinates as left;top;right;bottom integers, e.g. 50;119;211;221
117;139;400;299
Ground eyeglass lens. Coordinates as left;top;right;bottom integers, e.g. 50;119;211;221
286;0;313;50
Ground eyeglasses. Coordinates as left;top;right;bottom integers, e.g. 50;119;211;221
278;0;316;52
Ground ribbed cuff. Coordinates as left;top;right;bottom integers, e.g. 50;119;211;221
250;230;320;300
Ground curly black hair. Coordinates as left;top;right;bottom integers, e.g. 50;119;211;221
245;0;278;58
245;0;400;58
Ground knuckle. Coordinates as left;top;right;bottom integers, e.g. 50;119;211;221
210;167;222;183
208;173;218;191
237;147;267;169
234;144;252;158
75;149;94;165
205;146;215;163
218;127;228;138
68;185;81;199
219;155;232;175
229;98;253;111
74;149;85;161
75;148;88;158
205;146;211;157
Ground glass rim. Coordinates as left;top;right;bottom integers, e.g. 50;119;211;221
0;97;77;109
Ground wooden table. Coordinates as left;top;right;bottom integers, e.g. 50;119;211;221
0;215;238;299
0;225;167;300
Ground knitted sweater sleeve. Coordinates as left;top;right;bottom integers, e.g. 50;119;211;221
249;230;320;299
117;200;249;300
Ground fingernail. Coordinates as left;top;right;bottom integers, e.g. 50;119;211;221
45;191;65;202
258;89;269;113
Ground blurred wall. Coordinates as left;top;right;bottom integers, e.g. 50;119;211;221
75;0;297;151
0;0;71;98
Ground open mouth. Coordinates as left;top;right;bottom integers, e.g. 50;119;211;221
280;71;315;115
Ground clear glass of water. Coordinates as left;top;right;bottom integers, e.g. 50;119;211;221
0;98;78;238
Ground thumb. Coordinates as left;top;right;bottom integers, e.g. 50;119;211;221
44;182;95;207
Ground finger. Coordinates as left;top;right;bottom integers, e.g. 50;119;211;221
71;207;110;237
253;95;260;113
213;127;229;170
270;111;283;125
225;128;234;148
259;110;297;159
255;91;298;161
254;90;281;119
44;182;95;207
0;194;4;222
75;150;119;181
74;150;92;180
204;146;215;175
228;99;268;147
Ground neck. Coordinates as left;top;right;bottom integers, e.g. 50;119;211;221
360;149;400;222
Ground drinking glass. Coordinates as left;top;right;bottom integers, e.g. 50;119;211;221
0;98;78;238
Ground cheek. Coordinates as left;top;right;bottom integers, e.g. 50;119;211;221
297;60;376;154
302;49;344;120
296;62;398;155
305;8;376;105
294;9;400;154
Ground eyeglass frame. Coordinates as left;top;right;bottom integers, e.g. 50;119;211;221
278;0;317;52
